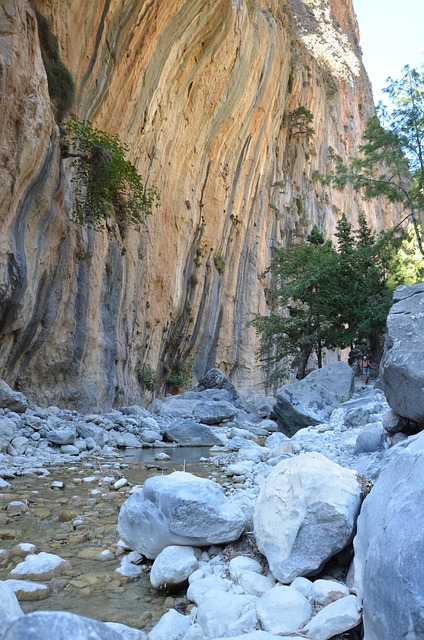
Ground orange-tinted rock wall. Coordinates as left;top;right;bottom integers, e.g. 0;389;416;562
0;0;396;410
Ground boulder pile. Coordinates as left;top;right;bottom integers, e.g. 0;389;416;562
1;283;424;640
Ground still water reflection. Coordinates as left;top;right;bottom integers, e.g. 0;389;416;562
0;447;214;631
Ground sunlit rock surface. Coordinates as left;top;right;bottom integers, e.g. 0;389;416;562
0;0;397;410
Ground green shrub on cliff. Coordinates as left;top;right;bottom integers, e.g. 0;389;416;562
63;119;159;230
35;11;74;120
138;364;157;392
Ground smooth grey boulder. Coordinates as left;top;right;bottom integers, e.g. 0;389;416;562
380;282;424;425
105;622;147;640
150;545;198;589
353;431;424;640
164;419;224;446
353;427;385;455
193;368;261;419
256;584;311;635
273;362;354;436
0;611;123;640
0;380;28;413
253;453;362;583
117;471;246;558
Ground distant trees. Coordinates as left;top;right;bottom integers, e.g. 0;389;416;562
251;215;402;381
253;64;424;382
322;63;424;254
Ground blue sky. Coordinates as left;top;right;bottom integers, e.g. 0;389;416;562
353;0;424;105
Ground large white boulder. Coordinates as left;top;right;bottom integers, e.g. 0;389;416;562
253;452;362;583
118;471;246;559
187;575;232;605
256;584;311;635
353;431;424;639
301;594;361;640
150;545;198;589
148;609;190;640
273;362;354;435
380;282;424;425
195;589;257;638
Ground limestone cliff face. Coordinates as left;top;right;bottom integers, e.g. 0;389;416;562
0;0;395;410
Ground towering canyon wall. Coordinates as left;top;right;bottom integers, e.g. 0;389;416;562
0;0;395;410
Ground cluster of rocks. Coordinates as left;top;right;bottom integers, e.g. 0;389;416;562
0;372;272;477
1;283;424;640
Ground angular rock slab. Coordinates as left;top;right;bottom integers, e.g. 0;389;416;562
0;611;123;640
253;452;362;583
0;380;28;413
380;282;424;424
118;471;246;558
163;419;224;446
353;431;424;640
273;362;354;435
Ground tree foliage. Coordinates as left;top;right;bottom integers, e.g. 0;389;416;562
251;216;401;382
321;63;424;254
63;119;159;230
286;105;315;138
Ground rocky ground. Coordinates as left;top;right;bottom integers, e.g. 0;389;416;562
0;358;421;640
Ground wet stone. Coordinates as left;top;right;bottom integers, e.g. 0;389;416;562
6;501;29;516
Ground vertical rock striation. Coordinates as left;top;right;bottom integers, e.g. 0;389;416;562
0;0;398;410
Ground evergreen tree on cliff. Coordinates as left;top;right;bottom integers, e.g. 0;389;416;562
251;216;398;381
322;63;424;254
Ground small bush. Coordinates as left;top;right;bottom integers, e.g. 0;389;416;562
168;363;192;388
138;364;157;392
63;119;160;230
286;105;315;138
35;11;74;120
214;255;225;275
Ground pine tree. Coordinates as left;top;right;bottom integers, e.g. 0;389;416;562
321;63;424;254
251;219;398;381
